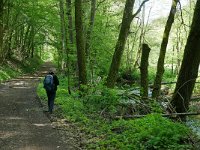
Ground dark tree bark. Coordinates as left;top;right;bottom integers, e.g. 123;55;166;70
75;0;87;85
152;0;179;98
59;0;67;69
65;0;73;94
106;0;135;88
0;0;4;62
85;0;96;55
86;0;97;83
21;24;31;58
6;29;13;59
106;0;149;88
140;43;151;99
29;26;35;58
66;0;74;44
170;0;200;120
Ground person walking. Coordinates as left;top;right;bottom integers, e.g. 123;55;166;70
43;70;59;114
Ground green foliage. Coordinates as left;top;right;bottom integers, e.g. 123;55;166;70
0;57;42;82
80;83;119;114
97;114;191;150
0;65;20;82
21;57;43;73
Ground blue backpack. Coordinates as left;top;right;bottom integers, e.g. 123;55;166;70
43;75;54;91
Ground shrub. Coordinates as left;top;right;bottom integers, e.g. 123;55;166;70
80;83;119;115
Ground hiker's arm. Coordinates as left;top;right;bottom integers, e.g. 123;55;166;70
54;76;59;86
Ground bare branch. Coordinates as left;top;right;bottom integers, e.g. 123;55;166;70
132;0;149;19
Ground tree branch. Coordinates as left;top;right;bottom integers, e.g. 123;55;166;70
131;0;149;19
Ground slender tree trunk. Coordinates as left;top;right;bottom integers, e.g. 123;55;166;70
22;24;31;58
66;0;74;44
19;25;25;54
134;2;146;69
6;30;13;59
59;0;67;69
152;0;178;98
0;0;4;62
30;26;35;58
170;0;200;120
172;46;174;74
106;0;135;88
106;0;149;88
75;0;87;85
85;0;96;56
86;0;97;83
140;43;151;99
65;0;73;94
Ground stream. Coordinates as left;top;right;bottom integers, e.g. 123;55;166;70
187;116;200;137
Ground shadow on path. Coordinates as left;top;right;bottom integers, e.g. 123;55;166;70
0;62;77;150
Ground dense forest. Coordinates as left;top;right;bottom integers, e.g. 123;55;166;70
1;0;200;149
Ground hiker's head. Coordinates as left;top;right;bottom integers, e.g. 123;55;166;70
49;71;54;75
49;68;56;74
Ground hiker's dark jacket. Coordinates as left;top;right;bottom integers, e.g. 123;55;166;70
53;74;59;91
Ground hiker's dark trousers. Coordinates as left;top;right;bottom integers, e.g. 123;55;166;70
46;90;56;113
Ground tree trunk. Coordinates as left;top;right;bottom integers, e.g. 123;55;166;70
22;24;31;58
86;0;96;83
75;0;87;85
0;0;4;62
59;0;67;69
140;43;151;99
170;0;200;120
6;30;13;59
106;0;149;88
106;0;135;88
134;2;146;69
152;0;178;98
65;0;73;94
30;26;35;58
66;0;74;44
85;0;96;56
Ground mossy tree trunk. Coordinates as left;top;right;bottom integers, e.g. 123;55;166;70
86;0;97;83
152;0;179;98
85;0;96;56
106;0;149;88
106;0;135;88
75;0;87;85
0;0;4;62
59;0;67;69
170;0;200;120
66;0;73;94
140;43;151;99
66;0;74;44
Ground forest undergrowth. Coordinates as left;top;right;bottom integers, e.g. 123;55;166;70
37;72;200;150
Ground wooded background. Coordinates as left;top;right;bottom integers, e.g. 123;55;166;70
0;0;200;121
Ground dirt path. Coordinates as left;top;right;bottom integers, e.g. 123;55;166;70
0;62;79;150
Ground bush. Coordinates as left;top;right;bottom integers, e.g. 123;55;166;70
80;83;119;115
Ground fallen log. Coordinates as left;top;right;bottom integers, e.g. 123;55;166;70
191;96;200;101
115;112;200;119
149;81;200;87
